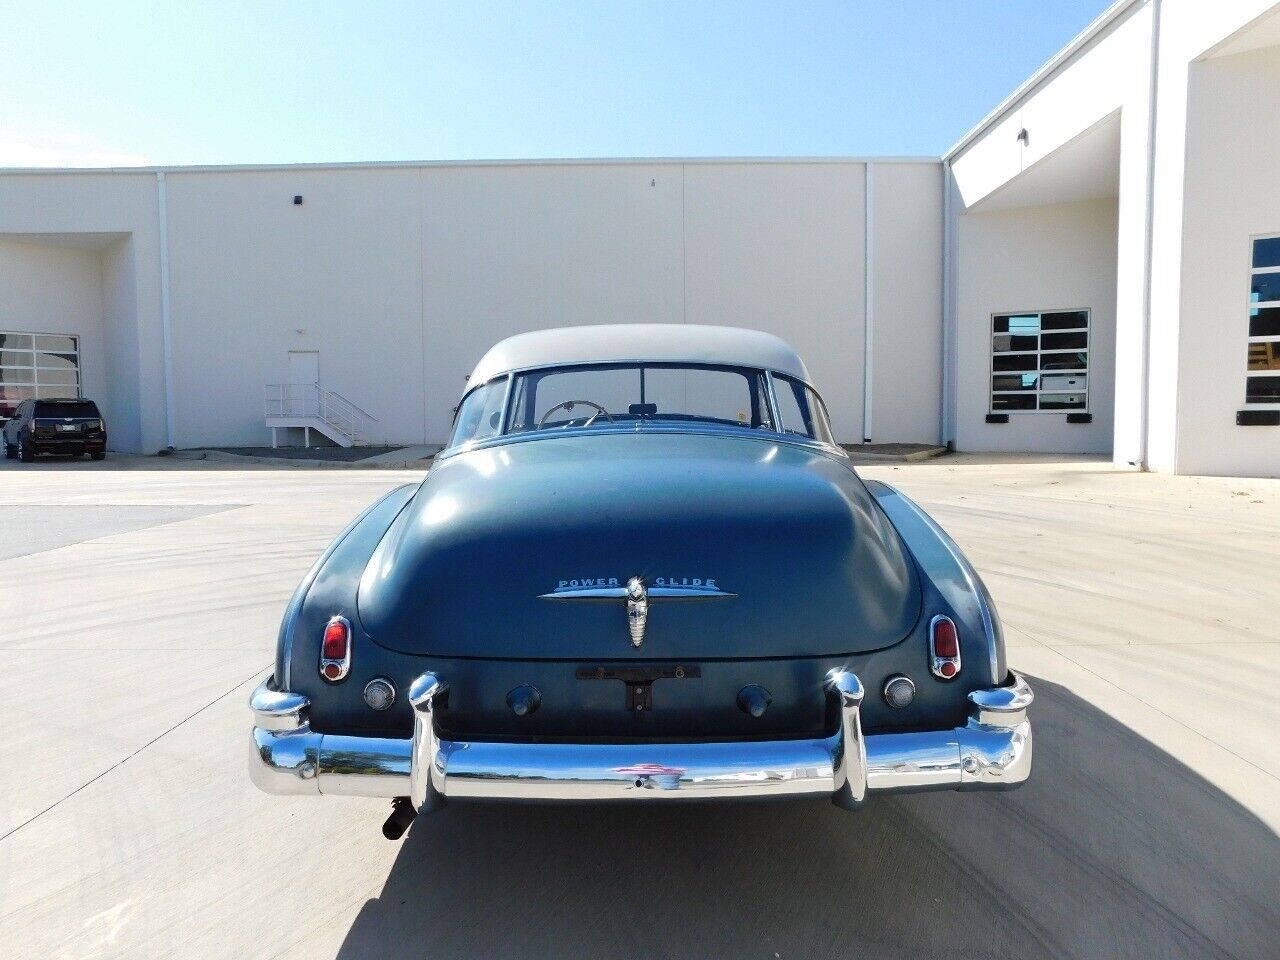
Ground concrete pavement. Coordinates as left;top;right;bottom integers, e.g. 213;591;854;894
0;453;1276;959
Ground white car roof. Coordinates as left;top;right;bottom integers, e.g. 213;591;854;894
467;324;812;387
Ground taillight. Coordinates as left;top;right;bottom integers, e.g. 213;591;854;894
929;615;961;680
320;615;351;682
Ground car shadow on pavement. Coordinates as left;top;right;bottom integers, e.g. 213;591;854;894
335;676;1280;960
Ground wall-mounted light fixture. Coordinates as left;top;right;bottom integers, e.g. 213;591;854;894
1016;128;1030;146
293;195;304;205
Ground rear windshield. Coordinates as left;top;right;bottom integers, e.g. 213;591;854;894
35;400;99;418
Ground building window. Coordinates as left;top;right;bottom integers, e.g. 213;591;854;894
0;331;81;420
990;310;1089;413
1247;236;1280;405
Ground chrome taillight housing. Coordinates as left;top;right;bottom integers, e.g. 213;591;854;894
320;615;352;682
929;614;961;680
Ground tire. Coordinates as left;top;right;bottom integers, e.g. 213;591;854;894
18;434;33;463
91;451;106;461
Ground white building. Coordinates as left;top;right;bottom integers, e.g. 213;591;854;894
1;0;1277;478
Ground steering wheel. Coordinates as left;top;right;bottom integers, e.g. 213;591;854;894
537;400;615;429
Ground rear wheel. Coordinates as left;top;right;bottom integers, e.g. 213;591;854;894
18;434;33;462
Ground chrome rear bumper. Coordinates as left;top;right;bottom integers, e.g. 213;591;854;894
250;671;1032;808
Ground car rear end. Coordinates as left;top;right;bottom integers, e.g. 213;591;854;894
30;399;106;458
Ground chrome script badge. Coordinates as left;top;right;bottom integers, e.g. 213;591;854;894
540;575;736;649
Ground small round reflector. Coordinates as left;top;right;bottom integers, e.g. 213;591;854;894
939;661;957;678
322;662;343;681
883;675;916;709
364;678;396;711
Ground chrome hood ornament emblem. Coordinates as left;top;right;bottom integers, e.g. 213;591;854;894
626;577;648;647
540;575;735;649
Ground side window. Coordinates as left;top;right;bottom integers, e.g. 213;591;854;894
772;375;835;443
449;378;508;448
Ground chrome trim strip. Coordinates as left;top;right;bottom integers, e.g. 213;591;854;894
540;586;737;601
250;673;1032;805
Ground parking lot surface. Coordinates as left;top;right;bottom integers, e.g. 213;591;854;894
1;453;1276;959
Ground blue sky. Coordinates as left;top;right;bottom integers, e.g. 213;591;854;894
0;1;1110;167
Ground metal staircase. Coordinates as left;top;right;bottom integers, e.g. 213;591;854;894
264;383;379;448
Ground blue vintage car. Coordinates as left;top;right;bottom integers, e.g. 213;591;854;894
250;325;1032;838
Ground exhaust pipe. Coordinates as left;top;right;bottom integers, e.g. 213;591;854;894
382;796;417;840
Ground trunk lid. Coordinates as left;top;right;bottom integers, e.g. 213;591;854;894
358;431;920;660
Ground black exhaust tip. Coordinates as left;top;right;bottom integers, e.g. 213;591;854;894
382;796;417;840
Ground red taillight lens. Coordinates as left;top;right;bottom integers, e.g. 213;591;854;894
320;616;351;682
322;620;348;659
930;615;961;680
932;618;958;658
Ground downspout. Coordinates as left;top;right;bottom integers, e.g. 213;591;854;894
156;171;176;451
1135;0;1162;469
941;159;954;448
862;162;875;443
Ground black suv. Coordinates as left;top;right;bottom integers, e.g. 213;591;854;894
4;399;107;462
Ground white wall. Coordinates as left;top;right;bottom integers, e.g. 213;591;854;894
955;198;1118;453
1173;43;1280;477
420;163;685;443
156;159;938;448
683;162;868;442
164;167;427;448
870;162;944;444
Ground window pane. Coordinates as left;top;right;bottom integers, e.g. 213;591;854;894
644;367;761;426
0;333;34;351
33;334;76;353
992;353;1038;372
0;368;34;383
1250;307;1280;337
1041;351;1087;371
1245;375;1280;403
34;399;97;417
992;334;1038;353
1041;373;1087;392
1253;237;1280;269
35;367;78;386
992;394;1036;411
36;384;78;399
1042;331;1088;350
450;378;507;446
1248;342;1280;371
0;350;33;367
35;350;77;370
992;374;1038;391
772;374;833;441
1039;393;1086;410
1041;311;1089;330
1250;272;1280;304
